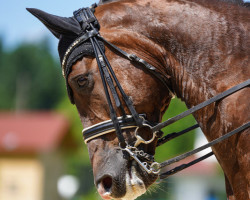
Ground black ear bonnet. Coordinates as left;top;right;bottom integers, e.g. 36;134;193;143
59;7;105;104
27;6;105;104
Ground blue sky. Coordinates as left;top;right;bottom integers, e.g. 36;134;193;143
0;0;97;51
0;0;249;52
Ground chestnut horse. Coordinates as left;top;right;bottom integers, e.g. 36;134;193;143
28;0;249;199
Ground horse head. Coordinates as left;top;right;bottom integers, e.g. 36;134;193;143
27;0;250;199
27;2;172;199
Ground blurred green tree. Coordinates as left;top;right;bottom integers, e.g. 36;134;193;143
0;37;65;110
156;98;196;161
0;39;2;56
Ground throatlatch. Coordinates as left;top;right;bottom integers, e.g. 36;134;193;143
62;4;250;179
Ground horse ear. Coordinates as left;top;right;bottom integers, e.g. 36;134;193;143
26;8;81;39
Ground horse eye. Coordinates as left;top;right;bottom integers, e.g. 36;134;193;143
77;76;88;88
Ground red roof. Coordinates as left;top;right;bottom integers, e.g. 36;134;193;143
0;112;70;154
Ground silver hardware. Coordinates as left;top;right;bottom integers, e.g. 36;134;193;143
150;162;161;174
134;122;157;147
123;146;160;175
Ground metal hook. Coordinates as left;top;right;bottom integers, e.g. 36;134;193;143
134;122;157;147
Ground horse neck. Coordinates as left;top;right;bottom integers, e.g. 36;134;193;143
99;0;249;132
134;0;249;128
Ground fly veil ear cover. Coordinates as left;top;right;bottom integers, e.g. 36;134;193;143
27;7;105;104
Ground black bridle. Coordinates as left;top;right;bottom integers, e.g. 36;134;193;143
62;4;250;178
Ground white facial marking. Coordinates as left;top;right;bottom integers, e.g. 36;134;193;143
116;162;146;200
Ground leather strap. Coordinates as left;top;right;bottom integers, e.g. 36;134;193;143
93;37;143;128
152;79;250;133
159;121;250;169
157;124;199;146
99;36;175;97
160;151;214;179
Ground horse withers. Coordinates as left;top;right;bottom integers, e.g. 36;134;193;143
28;0;249;199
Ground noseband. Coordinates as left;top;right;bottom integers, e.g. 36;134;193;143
62;4;250;178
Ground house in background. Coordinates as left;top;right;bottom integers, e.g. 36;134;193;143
0;112;76;200
168;128;226;200
169;156;226;200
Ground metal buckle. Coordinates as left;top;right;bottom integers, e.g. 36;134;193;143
73;8;85;23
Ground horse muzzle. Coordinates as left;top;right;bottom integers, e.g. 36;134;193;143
93;147;152;200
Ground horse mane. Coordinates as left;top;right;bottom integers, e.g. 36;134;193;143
99;0;120;5
219;0;244;4
244;2;250;8
99;0;249;8
218;0;250;8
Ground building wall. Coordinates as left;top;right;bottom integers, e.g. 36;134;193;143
40;150;65;200
172;174;226;200
0;158;44;200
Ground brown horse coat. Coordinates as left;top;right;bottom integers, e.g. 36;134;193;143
28;0;249;199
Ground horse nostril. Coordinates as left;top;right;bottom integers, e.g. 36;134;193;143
97;175;113;199
102;176;113;191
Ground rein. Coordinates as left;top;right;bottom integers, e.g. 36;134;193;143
63;4;250;179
